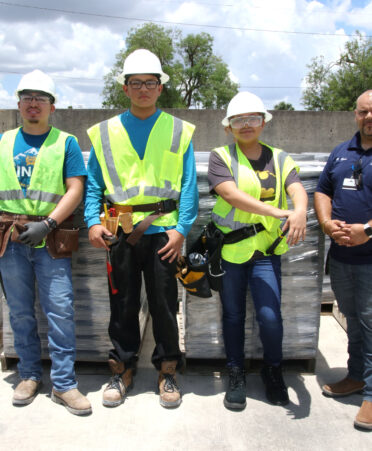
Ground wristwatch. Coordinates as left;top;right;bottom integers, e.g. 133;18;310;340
363;222;372;238
45;217;58;231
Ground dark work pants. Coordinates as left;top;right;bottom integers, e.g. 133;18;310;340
220;255;283;368
108;231;182;370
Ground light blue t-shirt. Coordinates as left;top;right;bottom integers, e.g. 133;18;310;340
0;128;87;196
84;109;199;237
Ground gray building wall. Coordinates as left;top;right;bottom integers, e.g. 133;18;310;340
0;108;357;154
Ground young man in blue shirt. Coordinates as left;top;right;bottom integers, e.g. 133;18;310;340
84;49;198;408
315;90;372;430
0;70;90;415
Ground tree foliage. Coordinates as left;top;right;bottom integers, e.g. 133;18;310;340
274;101;295;110
302;32;372;111
102;23;238;109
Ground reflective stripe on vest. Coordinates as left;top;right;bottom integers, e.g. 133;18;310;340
88;112;195;227
211;143;298;264
0;127;69;215
98;115;184;203
211;143;287;230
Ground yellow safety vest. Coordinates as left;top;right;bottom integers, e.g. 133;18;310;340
211;142;299;263
0;127;69;216
87;112;195;227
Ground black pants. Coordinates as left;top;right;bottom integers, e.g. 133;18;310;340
108;231;182;370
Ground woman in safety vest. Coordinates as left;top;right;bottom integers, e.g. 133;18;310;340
208;92;307;410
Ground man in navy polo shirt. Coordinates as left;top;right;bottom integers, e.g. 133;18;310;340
315;90;372;430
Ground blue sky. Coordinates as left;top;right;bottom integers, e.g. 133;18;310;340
0;0;371;110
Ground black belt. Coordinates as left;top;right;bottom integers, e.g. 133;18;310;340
113;199;177;215
223;223;265;245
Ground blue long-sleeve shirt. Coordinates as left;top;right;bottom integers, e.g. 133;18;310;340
84;109;198;237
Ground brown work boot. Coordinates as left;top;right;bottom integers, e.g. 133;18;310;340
158;360;181;408
322;376;365;397
102;359;133;407
354;400;372;430
12;379;41;406
51;388;92;416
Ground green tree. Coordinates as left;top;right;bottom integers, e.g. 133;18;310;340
274;101;295;110
102;23;238;109
302;32;372;111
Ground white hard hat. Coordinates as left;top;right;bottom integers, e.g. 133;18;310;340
116;49;169;85
15;69;58;103
222;91;272;127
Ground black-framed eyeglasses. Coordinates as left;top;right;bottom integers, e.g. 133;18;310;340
19;94;51;104
127;80;159;90
352;157;363;190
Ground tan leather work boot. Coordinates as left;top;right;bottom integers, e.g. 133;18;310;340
322;376;365;397
51;388;92;416
12;379;41;406
102;359;133;407
354;400;372;430
158;360;181;408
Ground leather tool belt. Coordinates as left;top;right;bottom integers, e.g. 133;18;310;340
113;200;177;246
0;211;78;259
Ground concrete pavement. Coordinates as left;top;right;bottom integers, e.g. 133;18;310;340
0;315;371;451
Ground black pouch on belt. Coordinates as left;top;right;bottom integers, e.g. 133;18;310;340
177;222;225;298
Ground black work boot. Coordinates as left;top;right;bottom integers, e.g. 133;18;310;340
261;364;289;406
224;366;247;410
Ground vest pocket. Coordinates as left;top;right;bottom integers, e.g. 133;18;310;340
46;228;79;258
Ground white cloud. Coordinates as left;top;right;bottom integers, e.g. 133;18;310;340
0;83;14;108
0;0;371;110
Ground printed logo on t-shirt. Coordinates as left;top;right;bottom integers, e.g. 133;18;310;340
256;170;276;201
14;147;38;192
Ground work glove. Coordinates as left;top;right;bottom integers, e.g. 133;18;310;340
18;221;51;248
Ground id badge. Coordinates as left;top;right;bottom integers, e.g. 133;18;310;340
342;177;357;190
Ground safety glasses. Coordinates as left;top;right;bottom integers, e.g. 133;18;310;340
229;115;263;129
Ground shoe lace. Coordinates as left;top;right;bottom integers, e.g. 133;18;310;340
229;368;245;389
106;374;125;396
163;374;179;393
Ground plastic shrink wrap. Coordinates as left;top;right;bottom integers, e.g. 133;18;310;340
1;152;329;364
182;152;328;360
1;155;148;363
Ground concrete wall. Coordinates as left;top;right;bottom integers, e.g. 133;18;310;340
0;108;357;154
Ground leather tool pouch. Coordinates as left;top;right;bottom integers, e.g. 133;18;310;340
11;223;27;242
46;225;79;259
119;212;133;234
0;221;13;258
100;216;120;246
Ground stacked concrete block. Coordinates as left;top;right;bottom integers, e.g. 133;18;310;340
183;153;327;361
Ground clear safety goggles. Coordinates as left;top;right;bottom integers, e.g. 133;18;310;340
229;115;263;129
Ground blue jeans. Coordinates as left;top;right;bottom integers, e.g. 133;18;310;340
220;255;283;368
330;257;372;401
0;242;77;392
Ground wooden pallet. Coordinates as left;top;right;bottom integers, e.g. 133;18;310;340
182;357;316;375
